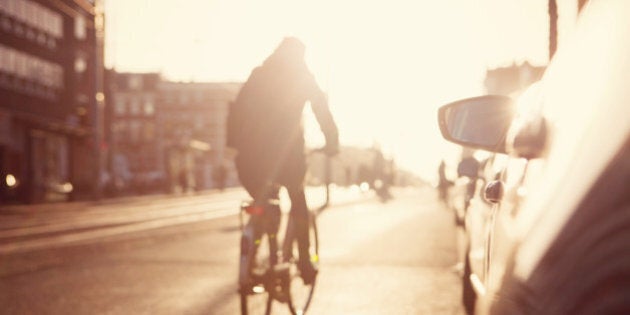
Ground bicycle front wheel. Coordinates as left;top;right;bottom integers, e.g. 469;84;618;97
286;212;319;315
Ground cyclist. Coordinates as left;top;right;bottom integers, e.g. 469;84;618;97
226;37;339;285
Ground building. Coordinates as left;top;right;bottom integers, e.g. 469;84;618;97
0;0;104;204
104;71;162;195
157;81;241;192
103;71;241;196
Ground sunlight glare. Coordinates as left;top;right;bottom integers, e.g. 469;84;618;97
360;182;370;192
105;0;558;180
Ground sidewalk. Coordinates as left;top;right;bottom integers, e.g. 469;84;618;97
0;187;244;214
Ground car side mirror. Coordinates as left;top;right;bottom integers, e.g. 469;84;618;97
437;95;516;154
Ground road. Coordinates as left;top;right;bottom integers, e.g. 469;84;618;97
0;187;464;314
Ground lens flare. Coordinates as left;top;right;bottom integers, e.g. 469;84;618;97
6;174;16;187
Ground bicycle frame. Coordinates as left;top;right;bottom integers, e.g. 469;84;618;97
238;200;280;286
238;151;331;314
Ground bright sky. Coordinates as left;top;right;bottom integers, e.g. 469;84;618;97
104;0;577;181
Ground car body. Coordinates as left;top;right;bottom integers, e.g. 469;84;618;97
447;152;490;227
437;1;630;314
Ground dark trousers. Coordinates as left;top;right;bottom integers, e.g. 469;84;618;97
236;154;311;261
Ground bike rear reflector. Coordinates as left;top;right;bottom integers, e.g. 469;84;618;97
244;205;265;215
252;285;265;293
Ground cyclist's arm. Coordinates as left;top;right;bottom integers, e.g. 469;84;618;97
304;74;339;153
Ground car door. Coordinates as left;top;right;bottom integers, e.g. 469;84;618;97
484;155;528;294
484;79;546;297
466;153;506;290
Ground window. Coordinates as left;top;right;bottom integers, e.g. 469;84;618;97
28;58;40;80
143;97;155;116
115;98;126;115
179;92;189;105
1;16;11;33
51;13;62;38
194;116;204;129
43;9;53;36
34;2;45;30
40;63;52;87
6;0;65;39
6;0;16;18
129;121;141;142
128;75;142;90
195;90;204;103
0;45;63;89
3;47;15;74
114;121;128;140
74;15;86;39
52;64;63;88
144;123;155;141
130;98;141;115
0;46;6;73
164;92;175;104
15;0;25;20
15;51;27;78
74;56;86;73
24;0;35;27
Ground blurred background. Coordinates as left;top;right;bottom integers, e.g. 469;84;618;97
0;0;586;204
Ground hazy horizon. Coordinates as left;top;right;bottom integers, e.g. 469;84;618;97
104;0;578;181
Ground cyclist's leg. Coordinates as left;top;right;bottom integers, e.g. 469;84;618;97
276;152;311;265
265;185;281;266
286;186;309;256
285;184;318;284
236;155;280;264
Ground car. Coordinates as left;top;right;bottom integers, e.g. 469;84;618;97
436;1;630;314
446;152;488;228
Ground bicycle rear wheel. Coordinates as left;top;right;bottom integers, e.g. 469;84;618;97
239;224;273;315
285;212;319;315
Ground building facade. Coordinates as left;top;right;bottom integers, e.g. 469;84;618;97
0;0;104;204
104;71;161;195
157;81;241;193
103;71;241;195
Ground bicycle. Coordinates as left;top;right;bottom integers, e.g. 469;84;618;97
237;152;330;315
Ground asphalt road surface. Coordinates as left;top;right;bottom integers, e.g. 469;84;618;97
0;187;465;314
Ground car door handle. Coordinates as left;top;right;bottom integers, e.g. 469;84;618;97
484;180;504;203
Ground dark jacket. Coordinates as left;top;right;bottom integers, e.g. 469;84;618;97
226;39;338;185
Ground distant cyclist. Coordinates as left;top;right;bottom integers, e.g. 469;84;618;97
226;37;339;284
